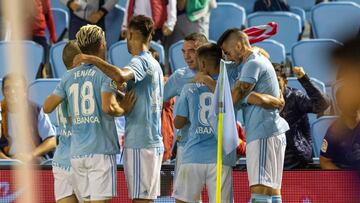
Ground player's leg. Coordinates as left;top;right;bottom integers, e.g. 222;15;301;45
173;164;206;203
247;134;286;203
87;154;117;202
206;164;233;203
57;195;79;203
124;148;163;203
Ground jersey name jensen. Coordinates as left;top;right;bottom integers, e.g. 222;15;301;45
74;69;96;80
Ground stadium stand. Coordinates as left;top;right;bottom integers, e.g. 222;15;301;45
253;39;286;64
217;0;256;14
50;0;68;11
248;12;302;54
0;41;44;83
311;2;360;42
49;41;67;78
311;116;338;157
46;8;69;43
209;2;246;41
287;0;316;21
105;5;125;48
168;40;186;73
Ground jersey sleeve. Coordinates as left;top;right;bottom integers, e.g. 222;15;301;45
124;56;147;83
239;60;261;84
175;87;189;118
53;78;66;98
164;72;180;102
101;75;117;94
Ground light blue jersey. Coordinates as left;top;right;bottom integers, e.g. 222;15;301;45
53;64;119;157
175;79;237;166
52;101;72;169
164;67;196;147
124;51;164;149
239;52;289;143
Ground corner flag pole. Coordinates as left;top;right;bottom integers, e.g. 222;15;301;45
215;62;225;203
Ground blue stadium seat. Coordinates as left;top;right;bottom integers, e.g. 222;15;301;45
311;116;338;157
0;159;22;165
0;41;44;82
0;79;2;100
105;5;125;48
50;0;68;11
253;39;286;64
217;0;256;14
50;41;67;78
290;6;306;28
287;77;327;125
209;2;246;41
117;0;128;8
46;8;69;43
28;79;61;126
334;0;360;5
168;40;186;73
109;40;165;67
248;12;302;54
287;0;316;21
311;2;360;42
291;39;342;88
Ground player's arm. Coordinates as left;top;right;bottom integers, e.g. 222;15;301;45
174;116;188;129
247;92;285;109
101;91;136;116
192;72;217;92
231;81;255;106
74;54;134;83
320;156;340;170
43;94;64;113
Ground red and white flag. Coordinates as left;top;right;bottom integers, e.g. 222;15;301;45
244;22;278;44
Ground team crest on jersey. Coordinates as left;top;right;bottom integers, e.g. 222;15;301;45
321;139;328;153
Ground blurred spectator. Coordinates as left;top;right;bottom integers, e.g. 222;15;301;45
61;0;117;39
120;0;177;43
165;0;216;50
254;0;290;12
274;64;330;169
0;74;56;162
320;84;360;169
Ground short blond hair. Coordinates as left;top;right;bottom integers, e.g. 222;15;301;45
75;24;105;54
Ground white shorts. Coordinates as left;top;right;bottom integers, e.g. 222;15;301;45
123;148;163;200
246;134;287;189
53;166;82;202
70;154;117;200
173;163;233;203
174;145;184;185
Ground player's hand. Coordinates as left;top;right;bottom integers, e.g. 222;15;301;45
162;25;172;36
278;92;285;111
69;1;81;12
121;90;136;115
73;53;93;67
192;72;216;92
293;66;306;79
116;82;127;92
88;10;104;24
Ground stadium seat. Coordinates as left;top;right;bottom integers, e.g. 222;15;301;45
217;0;256;14
291;39;342;88
334;0;360;5
209;2;246;41
105;5;125;48
0;79;2;100
287;77;327;124
253;39;286;64
40;159;53;166
311;116;338;157
28;79;61;126
50;41;67;78
117;0;128;8
168;40;186;73
290;6;306;28
46;8;69;43
0;41;44;82
311;2;360;42
109;40;165;67
287;0;316;21
0;159;22;165
50;0;68;11
248;12;302;54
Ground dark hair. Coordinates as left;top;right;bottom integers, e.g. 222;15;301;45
128;15;154;40
2;73;27;93
196;43;223;67
217;28;242;47
272;63;287;79
62;40;81;69
184;32;208;45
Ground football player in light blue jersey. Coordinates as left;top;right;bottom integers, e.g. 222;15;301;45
44;25;136;203
72;16;164;203
173;43;236;203
218;29;289;203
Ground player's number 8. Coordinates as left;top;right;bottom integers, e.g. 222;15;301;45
199;92;213;126
69;81;95;116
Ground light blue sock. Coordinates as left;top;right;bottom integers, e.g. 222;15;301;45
271;195;282;203
251;193;272;203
